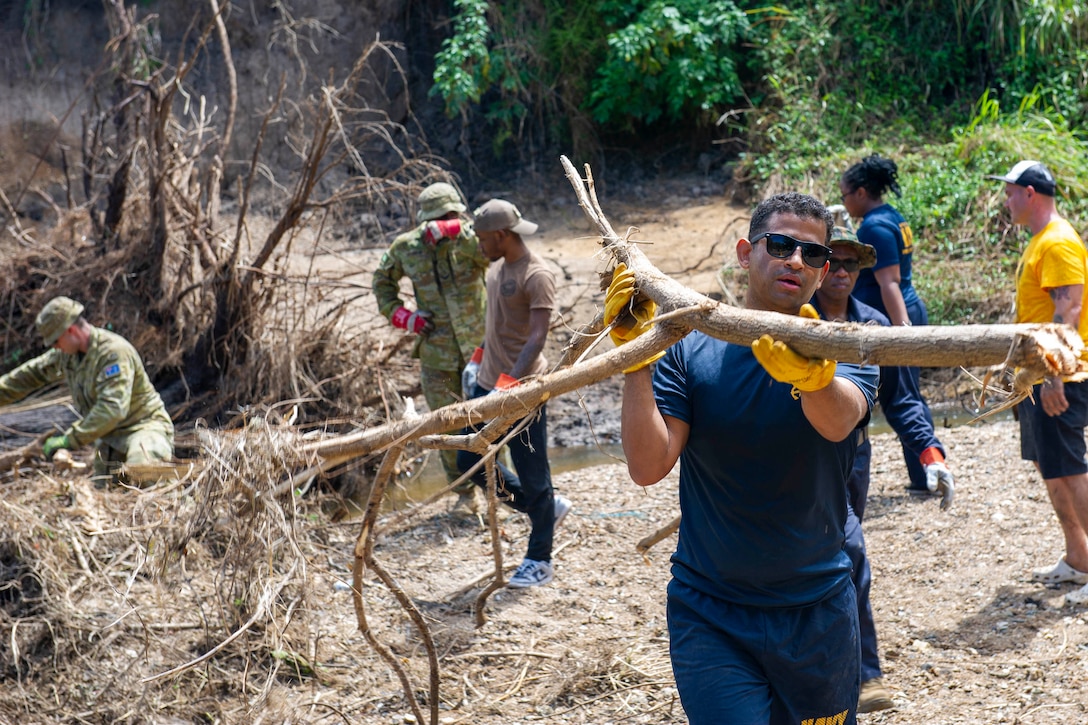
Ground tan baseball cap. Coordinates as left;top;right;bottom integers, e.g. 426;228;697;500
36;296;84;345
472;199;538;235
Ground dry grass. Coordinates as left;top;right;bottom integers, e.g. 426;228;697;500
3;384;1088;724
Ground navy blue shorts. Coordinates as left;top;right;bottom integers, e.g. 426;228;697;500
1019;381;1088;479
666;578;858;725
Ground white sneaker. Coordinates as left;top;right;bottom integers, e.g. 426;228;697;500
1066;582;1088;606
507;558;554;588
554;494;573;529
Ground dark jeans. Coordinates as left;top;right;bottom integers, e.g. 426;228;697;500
457;383;555;562
847;438;880;682
902;297;935;490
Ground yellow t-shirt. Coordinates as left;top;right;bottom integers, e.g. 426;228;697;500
1016;217;1088;344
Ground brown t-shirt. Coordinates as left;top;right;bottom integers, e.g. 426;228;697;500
479;252;556;389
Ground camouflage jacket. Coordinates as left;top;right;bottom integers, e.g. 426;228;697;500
0;328;174;449
372;223;488;371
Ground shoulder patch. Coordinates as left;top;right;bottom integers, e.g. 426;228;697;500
102;363;121;379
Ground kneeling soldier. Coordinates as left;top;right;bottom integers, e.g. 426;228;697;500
0;296;174;480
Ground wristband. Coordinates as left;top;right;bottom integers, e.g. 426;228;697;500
494;373;519;390
920;446;944;465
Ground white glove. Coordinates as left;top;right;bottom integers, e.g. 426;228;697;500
462;348;483;398
826;204;852;229
925;462;955;511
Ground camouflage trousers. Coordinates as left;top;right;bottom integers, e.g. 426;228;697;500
94;425;175;481
420;365;473;494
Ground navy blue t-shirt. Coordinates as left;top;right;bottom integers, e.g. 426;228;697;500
653;332;879;608
853;204;922;314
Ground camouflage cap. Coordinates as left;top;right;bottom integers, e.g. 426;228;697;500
417;182;467;222
36;296;85;346
828;226;877;269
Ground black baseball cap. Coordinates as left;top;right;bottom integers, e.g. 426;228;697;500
988;160;1056;197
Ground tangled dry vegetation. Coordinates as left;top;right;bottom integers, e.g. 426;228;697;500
3;415;1088;724
0;2;447;430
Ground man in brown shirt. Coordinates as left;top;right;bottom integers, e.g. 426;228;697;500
457;199;571;588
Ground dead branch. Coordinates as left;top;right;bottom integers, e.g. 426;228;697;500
297;311;1076;474
475;457;506;628
636;515;681;556
557;155;1083;377
352;446;430;725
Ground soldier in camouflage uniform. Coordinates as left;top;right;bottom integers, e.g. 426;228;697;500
372;182;488;502
0;296;174;478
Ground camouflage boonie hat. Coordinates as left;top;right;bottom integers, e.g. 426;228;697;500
828;226;877;269
36;296;84;345
417;182;466;222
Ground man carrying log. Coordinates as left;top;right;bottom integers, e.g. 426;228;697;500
611;192;878;724
990;161;1088;607
0;296;174;481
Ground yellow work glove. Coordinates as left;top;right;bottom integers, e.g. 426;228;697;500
604;263;665;373
750;304;836;393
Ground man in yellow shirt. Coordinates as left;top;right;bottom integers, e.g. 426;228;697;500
990;161;1088;605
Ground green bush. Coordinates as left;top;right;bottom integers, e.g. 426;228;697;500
587;0;749;127
430;0;751;152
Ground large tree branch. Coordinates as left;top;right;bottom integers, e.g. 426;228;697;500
288;158;1082;468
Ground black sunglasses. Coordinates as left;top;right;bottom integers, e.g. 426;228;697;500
752;232;832;268
827;258;861;273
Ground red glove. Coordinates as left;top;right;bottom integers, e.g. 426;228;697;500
488;373;520;395
423;219;461;244
391;306;435;335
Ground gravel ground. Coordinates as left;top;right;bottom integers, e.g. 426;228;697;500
338;414;1088;724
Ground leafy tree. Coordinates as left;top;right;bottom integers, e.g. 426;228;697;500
587;1;749;127
431;0;750;152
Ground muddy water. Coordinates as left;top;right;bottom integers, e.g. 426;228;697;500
386;404;1011;507
384;442;627;509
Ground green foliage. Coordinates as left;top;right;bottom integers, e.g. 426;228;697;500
426;2;1088;324
587;1;750;126
431;0;492;114
430;1;750;152
431;0;611;154
956;89;1088;207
